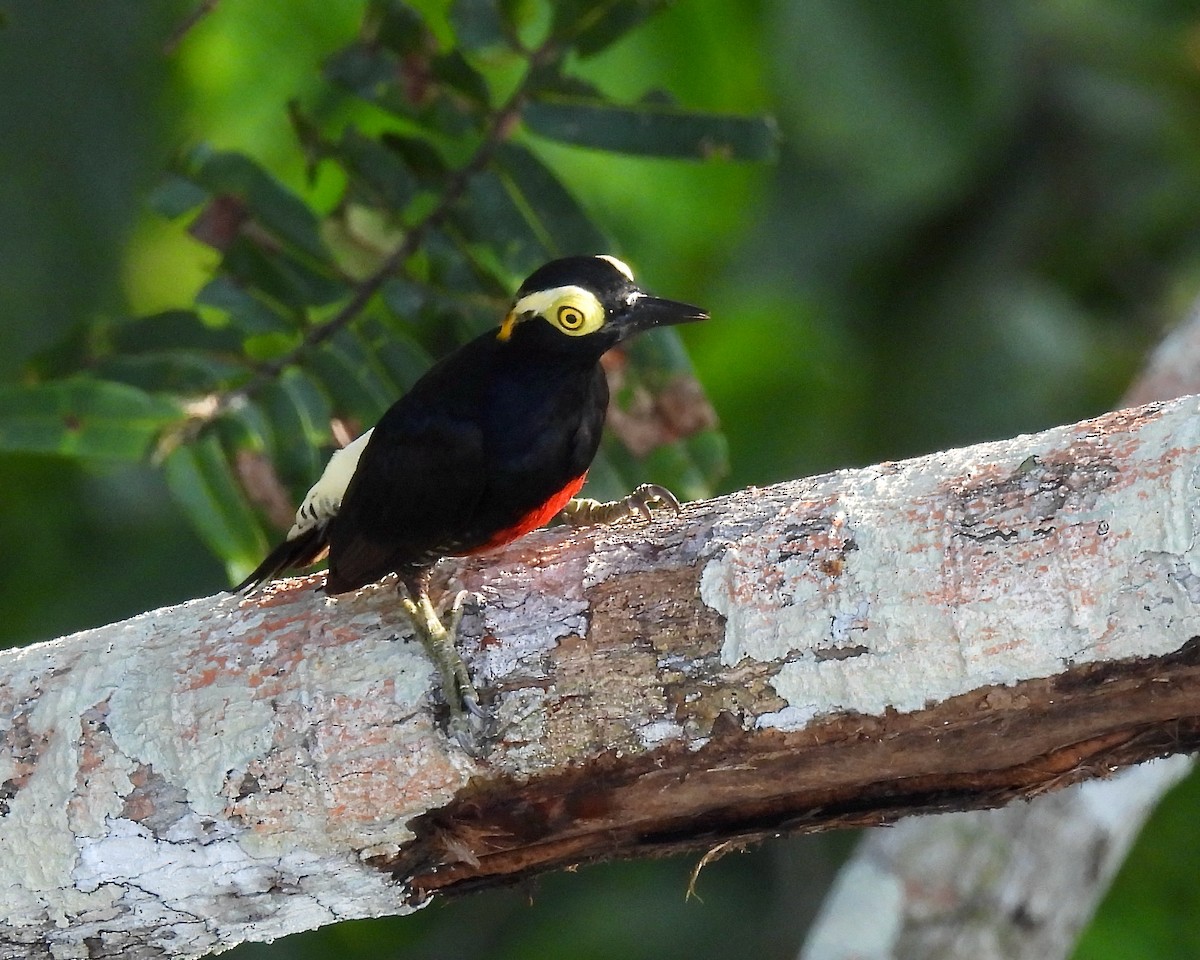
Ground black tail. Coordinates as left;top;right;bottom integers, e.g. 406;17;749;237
231;526;330;594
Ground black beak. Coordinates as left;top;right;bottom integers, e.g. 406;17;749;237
625;295;709;333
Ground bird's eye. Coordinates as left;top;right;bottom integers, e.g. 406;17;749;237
508;285;605;337
557;305;586;330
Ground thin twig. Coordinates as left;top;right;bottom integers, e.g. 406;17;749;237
163;0;221;55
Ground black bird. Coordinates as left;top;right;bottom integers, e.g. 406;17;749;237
236;255;707;720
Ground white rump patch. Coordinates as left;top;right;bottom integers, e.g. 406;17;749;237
288;428;373;539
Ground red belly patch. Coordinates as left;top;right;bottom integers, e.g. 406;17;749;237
471;472;588;552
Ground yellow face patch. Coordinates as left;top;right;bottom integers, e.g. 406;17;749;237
499;285;607;340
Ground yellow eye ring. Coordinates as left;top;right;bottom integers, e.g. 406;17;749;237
557;305;586;331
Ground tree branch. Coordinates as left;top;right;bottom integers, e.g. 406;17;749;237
800;755;1193;960
5;395;1200;957
798;301;1200;960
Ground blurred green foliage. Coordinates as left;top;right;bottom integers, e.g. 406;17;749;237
1;0;1199;957
3;0;763;584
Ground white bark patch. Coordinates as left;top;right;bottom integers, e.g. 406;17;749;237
107;601;277;820
637;719;685;749
701;402;1200;729
0;585;470;954
456;535;591;721
70;816;407;950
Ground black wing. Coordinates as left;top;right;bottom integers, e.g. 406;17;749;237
324;410;487;593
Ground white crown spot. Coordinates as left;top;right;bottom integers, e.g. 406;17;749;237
597;255;634;282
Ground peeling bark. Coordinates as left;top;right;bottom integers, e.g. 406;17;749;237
4;395;1200;958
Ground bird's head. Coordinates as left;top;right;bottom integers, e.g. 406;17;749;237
497;255;707;356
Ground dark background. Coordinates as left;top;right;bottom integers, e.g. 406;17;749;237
1;1;1198;957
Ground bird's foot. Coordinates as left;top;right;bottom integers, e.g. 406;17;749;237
398;586;485;733
559;483;681;527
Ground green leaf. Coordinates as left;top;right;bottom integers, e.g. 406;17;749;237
183;146;332;262
381;133;448;184
623;323;694;377
371;0;432;56
0;379;184;460
381;278;427;318
111;310;244;355
260;369;332;489
525;70;605;102
455;169;544;270
605;327;728;496
555;0;668;58
338;127;419;210
525;97;779;161
324;42;397;102
496;144;609;255
243;331;303;362
683;429;730;488
360;316;433;392
641;439;709;500
325;32;485;129
498;0;541;38
25;321;100;380
219;399;273;454
450;0;509;50
419;232;508;340
307;329;398;423
423;228;487;297
416;89;479;137
374;339;433;394
602;434;716;504
149;173;209;218
223;235;347;310
431;50;491;108
197;276;296;335
164;434;268;582
95;353;245;395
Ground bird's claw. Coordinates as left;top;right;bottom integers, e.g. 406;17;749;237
397;584;487;735
623;483;680;522
441;587;484;621
560;482;682;527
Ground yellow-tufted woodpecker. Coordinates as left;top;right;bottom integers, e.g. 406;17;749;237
236;255;707;723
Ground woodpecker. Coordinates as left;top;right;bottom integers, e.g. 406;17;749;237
236;255;707;721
